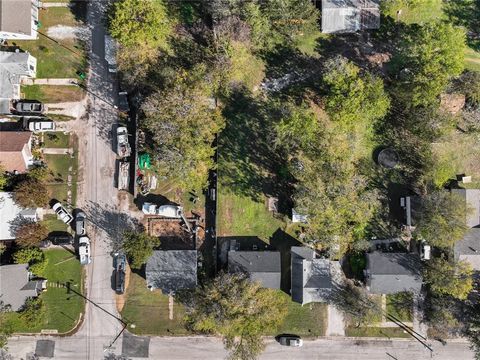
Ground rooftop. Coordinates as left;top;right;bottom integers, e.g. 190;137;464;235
454;228;480;270
0;51;36;100
0;263;42;311
0;0;32;36
291;246;333;305
0;191;38;240
366;251;422;294
0;131;32;173
228;251;281;289
145;250;197;294
321;0;380;34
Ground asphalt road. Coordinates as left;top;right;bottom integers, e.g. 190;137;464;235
5;335;474;360
73;0;124;358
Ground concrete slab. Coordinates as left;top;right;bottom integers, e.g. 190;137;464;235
35;340;55;358
122;332;150;358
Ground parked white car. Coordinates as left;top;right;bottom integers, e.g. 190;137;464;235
78;236;92;265
28;119;55;132
52;201;73;224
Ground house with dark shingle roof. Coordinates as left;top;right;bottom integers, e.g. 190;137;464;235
0;131;33;173
228;251;281;289
145;250;197;294
291;246;334;305
0;0;39;40
0;263;45;311
365;251;422;294
321;0;380;34
452;188;480;270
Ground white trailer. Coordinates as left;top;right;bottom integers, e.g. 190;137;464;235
118;161;130;191
104;34;117;73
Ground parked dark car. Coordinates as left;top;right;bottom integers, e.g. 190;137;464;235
118;91;130;113
48;231;74;245
75;211;86;236
15;100;44;114
276;335;303;347
114;253;127;294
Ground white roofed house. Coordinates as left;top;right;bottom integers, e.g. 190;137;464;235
321;0;380;34
0;51;36;114
0;192;39;242
0;0;39;41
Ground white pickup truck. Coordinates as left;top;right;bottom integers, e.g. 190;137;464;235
117;126;131;158
142;203;183;218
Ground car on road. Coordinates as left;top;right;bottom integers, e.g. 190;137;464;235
276;335;303;347
78;236;92;265
52;201;74;224
114;253;127;294
75;211;86;236
118;91;129;113
27;118;55;132
15;100;44;114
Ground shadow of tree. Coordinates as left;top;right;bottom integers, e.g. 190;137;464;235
219;88;293;203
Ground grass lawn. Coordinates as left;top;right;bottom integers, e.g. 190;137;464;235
121;272;190;336
386;293;413;322
7;248;84;333
21;85;85;103
43;143;78;205
465;48;480;72
11;7;86;78
217;185;285;240
382;0;444;24
41;214;69;232
272;292;327;337
345;326;411;338
43;132;70;148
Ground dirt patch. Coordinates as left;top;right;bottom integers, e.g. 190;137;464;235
147;218;197;250
116;263;131;313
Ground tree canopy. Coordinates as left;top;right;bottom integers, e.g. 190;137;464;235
141;68;225;190
424;257;473;300
122;231;160;269
390;21;465;106
15;222;49;248
109;0;172;50
184;272;288;360
414;191;469;248
13;177;49;208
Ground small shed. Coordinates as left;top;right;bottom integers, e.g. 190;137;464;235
322;0;381;34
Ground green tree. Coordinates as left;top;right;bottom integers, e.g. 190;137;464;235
424;257;473;300
0;301;12;349
0;165;7;190
109;0;172;51
323;56;390;126
15;222;49;248
13;247;48;277
122;231;160;269
13;177;49;208
414;191;469;248
390;22;465;106
19;298;45;327
184;273;288;360
141;68;225;190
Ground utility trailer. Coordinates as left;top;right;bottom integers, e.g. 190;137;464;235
118;161;130;191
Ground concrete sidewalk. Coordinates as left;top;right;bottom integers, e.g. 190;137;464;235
22;78;77;85
41;2;69;7
42;148;73;155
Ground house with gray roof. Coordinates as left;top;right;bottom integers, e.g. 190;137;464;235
321;0;380;34
0;51;36;114
291;246;333;305
0;263;45;311
452;188;480;270
365;251;422;294
145;250;197;294
228;251;281;289
0;0;39;40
